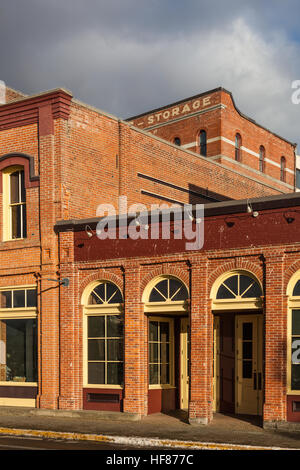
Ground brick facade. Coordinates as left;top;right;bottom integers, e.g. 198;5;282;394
0;83;299;424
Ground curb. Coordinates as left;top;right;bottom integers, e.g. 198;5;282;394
0;427;296;450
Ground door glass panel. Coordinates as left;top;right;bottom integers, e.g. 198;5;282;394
292;310;300;335
242;322;253;379
149;321;158;341
243;323;252;340
242;361;252;379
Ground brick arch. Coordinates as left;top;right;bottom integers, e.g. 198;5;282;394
140;265;189;299
79;270;124;304
0;152;39;192
284;259;300;293
208;259;263;296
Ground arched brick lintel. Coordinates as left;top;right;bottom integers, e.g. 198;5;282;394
79;269;124;304
0;153;39;192
140;265;190;298
208;259;263;296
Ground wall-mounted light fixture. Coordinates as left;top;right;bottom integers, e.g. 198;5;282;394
47;278;70;287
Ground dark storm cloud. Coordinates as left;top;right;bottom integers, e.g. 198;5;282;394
1;1;300;145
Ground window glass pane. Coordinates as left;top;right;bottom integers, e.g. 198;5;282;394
10;171;19;204
13;290;25;308
154;280;168;298
200;131;207;156
20;171;26;203
149;343;158;363
216;284;235;299
291;365;300;390
0;319;37;383
88;362;105;384
22;204;27;238
107;315;123;337
160;363;169;384
296;169;300;189
242;281;262;298
174;137;181;146
149;321;158;342
160;322;169;343
26;289;37;308
107;339;123;361
106;283;123;304
169;279;188;301
149;288;166;302
160;342;169;364
293;281;300;296
11;205;21;239
107;362;123;385
88;316;105;338
292;311;300;335
88;339;105;361
0;291;12;308
149;364;159;385
89;284;105;304
223;275;238;295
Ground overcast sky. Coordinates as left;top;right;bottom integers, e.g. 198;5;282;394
2;0;300;146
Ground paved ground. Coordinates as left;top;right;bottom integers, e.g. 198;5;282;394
0;408;298;449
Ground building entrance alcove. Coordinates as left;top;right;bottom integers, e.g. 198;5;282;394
142;275;189;415
211;271;264;421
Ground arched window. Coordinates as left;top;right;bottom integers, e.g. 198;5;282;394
216;273;262;299
259;146;265;173
84;281;123;386
3;166;27;240
199;130;207;156
148;277;188;302
174;137;181;146
287;276;300;391
88;281;123;305
280;156;286;182
235;133;242;162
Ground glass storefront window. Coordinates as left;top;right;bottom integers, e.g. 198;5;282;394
0;319;37;383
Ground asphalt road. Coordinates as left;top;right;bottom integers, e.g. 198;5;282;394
0;435;148;450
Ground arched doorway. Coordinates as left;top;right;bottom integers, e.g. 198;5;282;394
142;275;189;414
211;270;263;416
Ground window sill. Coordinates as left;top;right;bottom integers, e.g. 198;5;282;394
83;384;123;390
0;382;38;387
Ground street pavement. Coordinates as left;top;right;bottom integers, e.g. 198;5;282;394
0;408;298;450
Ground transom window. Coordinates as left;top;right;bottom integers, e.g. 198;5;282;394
0;288;37;309
149;278;188;303
216;274;262;300
88;281;123;305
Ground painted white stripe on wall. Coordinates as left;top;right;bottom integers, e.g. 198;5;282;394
183;136;294;174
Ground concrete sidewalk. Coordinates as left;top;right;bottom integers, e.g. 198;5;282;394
0;407;299;450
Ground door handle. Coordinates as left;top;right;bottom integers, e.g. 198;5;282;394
253;372;257;390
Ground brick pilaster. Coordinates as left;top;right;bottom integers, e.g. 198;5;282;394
188;256;213;424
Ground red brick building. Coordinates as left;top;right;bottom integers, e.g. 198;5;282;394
0;83;299;426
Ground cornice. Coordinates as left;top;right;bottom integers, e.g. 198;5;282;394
0;89;73;131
